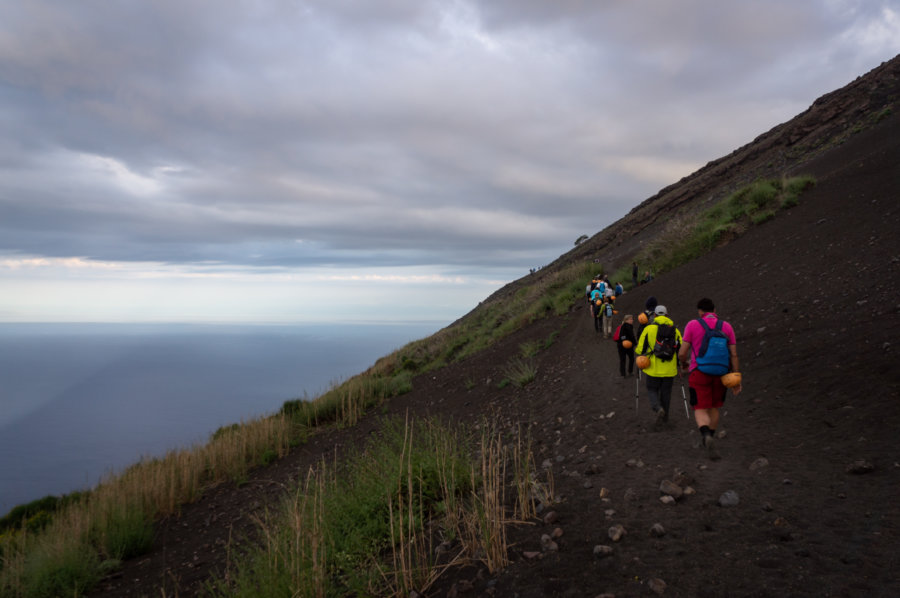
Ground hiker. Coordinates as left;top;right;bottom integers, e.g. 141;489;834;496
601;297;615;338
635;296;657;340
632;262;638;287
615;314;637;377
678;298;742;459
604;283;615;300
614;282;624;297
589;285;604;331
637;305;682;429
642;270;653;284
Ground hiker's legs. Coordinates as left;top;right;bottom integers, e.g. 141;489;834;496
618;345;627;376
645;375;663;412
694;408;720;430
689;369;727;434
626;350;634;375
659;377;673;419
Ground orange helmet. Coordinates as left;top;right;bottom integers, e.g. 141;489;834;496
721;372;742;388
638;313;648;325
622;340;633;349
636;355;651;369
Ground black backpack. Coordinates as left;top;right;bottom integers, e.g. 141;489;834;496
652;324;677;361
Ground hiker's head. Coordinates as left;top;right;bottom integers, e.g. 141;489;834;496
624;314;634;323
654;305;668;317
645;296;658;310
697;298;715;313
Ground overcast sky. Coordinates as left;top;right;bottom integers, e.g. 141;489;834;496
1;1;897;323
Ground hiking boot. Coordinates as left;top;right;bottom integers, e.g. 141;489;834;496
653;408;666;430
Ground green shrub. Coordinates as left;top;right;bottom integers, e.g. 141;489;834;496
752;210;775;225
100;506;154;560
22;540;100;598
503;358;536;387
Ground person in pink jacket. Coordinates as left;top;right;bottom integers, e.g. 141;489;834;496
678;298;742;460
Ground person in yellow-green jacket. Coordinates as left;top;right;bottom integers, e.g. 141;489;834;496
637;305;683;429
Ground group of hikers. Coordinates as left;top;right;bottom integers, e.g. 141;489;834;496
587;278;743;459
585;275;624;337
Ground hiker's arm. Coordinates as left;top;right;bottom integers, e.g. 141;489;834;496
728;344;740;373
729;344;742;395
678;340;691;369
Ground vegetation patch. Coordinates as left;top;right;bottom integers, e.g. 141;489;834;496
207;417;549;597
637;175;815;276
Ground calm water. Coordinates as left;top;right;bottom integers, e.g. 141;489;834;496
0;321;443;515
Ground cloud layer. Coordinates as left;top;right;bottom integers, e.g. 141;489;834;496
1;1;897;320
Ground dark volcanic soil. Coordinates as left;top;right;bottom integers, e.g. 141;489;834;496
89;79;900;597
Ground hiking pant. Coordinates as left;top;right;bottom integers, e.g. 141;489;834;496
618;344;634;376
645;375;673;416
602;314;613;335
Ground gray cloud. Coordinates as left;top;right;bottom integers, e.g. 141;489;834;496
1;0;897;274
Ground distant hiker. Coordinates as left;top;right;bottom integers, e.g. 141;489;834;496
642;270;653;284
637;305;682;429
678;298;742;460
601;297;615;338
604;284;615;300
635;296;657;340
632;262;638;287
614;282;624;297
615;314;637;377
589;285;604;330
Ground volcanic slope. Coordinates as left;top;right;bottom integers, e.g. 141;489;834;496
88;59;900;597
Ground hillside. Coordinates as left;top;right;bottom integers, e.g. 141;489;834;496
89;56;900;597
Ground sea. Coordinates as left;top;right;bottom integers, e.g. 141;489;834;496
0;321;445;516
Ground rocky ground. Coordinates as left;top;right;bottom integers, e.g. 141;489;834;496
88;66;900;597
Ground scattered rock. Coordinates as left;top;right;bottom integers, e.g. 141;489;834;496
718;490;740;507
599;487;610;498
846;460;875;474
541;459;553;470
648;578;667;595
749;457;769;471
604;509;616;519
659;479;684;499
593;545;614;557
584;480;594;489
649;523;666;537
551;527;564;539
540;534;558;552
522;551;542;560
608;524;627;542
543;511;559;524
683;486;696;496
671;470;695;486
659;495;676;505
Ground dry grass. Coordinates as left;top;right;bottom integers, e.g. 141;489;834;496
209;415;549;597
0;413;295;598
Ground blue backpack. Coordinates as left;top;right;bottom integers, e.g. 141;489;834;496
695;319;730;375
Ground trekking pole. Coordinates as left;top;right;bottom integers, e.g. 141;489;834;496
635;373;639;412
681;382;690;419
